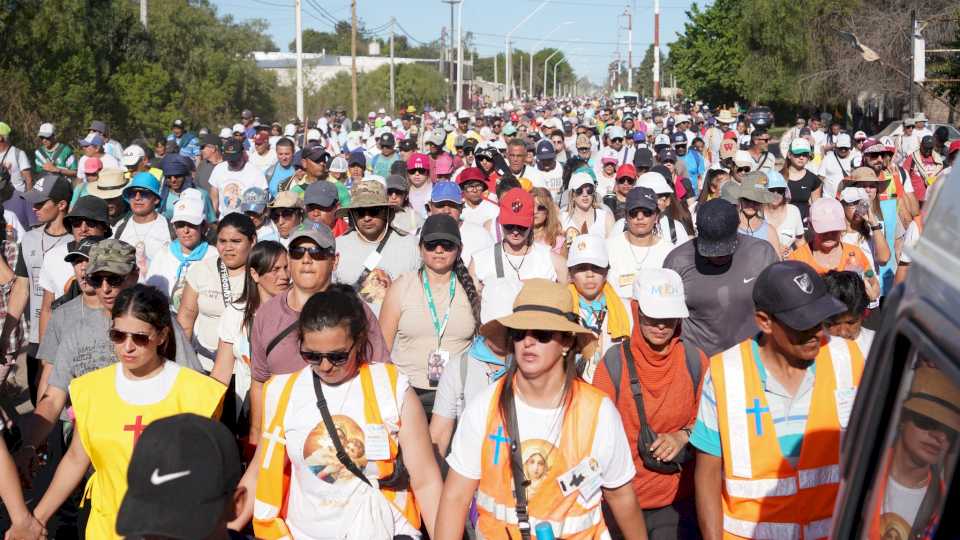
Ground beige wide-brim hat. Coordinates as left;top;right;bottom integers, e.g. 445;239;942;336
87;168;129;199
904;367;960;432
491;279;597;356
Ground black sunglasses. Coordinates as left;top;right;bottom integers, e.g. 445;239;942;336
610;138;624;143
575;185;596;196
503;224;529;235
289;245;333;261
509;328;558;344
536;205;548;212
387;188;407;197
423;239;458;252
270;208;301;219
736;167;751;173
300;348;352;366
353;207;386;218
617;177;636;185
908;411;957;438
408;168;429;175
109;329;154;347
69;217;106;230
128;188;155;199
628;207;655;219
88;274;126;288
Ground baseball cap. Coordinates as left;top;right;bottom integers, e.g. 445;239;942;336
499;188;535;227
222;139;244;162
430;181;462;204
839;187;869;204
89;120;108;133
386;174;409;193
78;132;104;148
171;189;206;225
455;167;485;186
575;134;591;150
625;186;658;213
671;131;687;145
752;261;847;330
568;172;595;193
241;109;254;119
378;132;396;147
288;223;335;250
616;163;637;180
86;239;136;276
122;144;146;167
116;414;243;540
407;152;429;171
658;148;678;162
300;145;327;164
921;135;935;150
253;131;269;145
306;128;322;142
636;171;673;195
64;236;103;264
809;197;845;234
231;123;245;134
632;268;688;319
789;138;812;155
83;157;103;175
861;137;886;155
37;123;55;138
398;138;417;152
24;175;72;205
241;187;269;214
329;156;348;173
304;181;339;208
535;139;556;160
567;234;609;268
634;148;654;169
435;154;454;175
269;190;304;209
420;214;462;247
608;126;626;139
427;130;445;147
734;150;753;169
695;199;739;257
348;151;366;169
835;133;852;149
719;139;739;160
172;119;185;128
633;131;646;143
653;133;671;147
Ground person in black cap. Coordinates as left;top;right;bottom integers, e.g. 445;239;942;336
371;132;399;177
195;133;223;192
633;147;654;175
691;260;865;540
116;413;247;540
663;199;778;356
208;139;268;219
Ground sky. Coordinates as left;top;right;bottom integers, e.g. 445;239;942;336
211;0;703;85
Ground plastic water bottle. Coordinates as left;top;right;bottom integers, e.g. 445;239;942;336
534;522;556;540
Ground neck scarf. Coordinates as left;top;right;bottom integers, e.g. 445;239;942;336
169;240;209;281
470;336;509;381
567;282;630;339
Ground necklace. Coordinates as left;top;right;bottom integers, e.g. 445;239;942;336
514;380;567;461
503;243;528;277
627;233;656;268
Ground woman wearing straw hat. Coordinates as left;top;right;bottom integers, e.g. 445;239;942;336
436;279;647;540
722;171;783;257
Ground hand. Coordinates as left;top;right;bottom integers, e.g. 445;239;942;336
41;162;58;173
5;514;45;540
863;273;881;301
649;430;689;462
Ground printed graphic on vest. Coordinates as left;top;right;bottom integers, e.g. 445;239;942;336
303;415;366;484
520;439;566;497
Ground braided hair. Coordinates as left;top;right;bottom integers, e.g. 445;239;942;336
453;257;481;334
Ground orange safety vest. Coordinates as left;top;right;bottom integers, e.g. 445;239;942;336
476;378;609;540
253;363;420;539
711;338;864;539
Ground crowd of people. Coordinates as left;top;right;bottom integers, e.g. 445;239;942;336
0;97;957;540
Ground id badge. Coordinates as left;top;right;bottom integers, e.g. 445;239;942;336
427;350;449;387
557;456;602;503
617;273;635;288
363;250;383;272
363;424;391;461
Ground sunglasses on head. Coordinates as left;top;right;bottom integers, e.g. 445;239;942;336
617;177;636;185
509;328;559;344
408;168;428;175
300;348;352;366
576;185;596;196
88;274;125;288
271;208;301;219
423;239;458;252
628;207;655;219
503;224;529;235
109;329;155;347
289;244;332;261
353;207;385;218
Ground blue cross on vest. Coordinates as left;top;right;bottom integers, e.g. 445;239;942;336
746;398;769;436
488;425;511;465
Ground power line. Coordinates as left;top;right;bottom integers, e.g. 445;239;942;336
472;31;651;47
394;20;429;45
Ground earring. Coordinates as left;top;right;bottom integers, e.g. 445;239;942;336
562;347;570;356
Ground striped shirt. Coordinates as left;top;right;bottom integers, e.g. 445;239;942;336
690;339;815;468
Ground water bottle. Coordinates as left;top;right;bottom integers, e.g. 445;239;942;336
534;522;556;540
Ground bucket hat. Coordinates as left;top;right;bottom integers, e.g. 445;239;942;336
335;180;394;218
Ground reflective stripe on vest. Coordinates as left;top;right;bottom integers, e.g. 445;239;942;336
723;515;832;540
474;490;606;537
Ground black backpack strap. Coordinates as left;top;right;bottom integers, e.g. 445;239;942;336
504;383;532;540
679;336;704;391
113;215;130;239
668;214;677;244
266;322;298;358
494;242;505;279
602;341;625;403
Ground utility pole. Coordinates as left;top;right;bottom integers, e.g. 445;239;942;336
494;53;498;86
442;0;459;109
909;10;917;115
440;27;447;109
350;0;358;119
626;5;633;91
456;0;464;112
653;0;660;99
140;0;147;28
519;54;523;99
389;17;396;112
295;0;304;121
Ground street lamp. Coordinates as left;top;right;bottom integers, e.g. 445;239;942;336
505;0;551;101
456;0;465;111
543;49;562;98
529;21;573;98
553;59;565;97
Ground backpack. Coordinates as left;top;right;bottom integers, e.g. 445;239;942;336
601;337;703;403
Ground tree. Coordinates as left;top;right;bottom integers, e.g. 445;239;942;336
668;0;743;105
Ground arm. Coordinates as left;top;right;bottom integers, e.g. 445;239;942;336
766;233;783;262
37;291;54;344
33;425;91;526
694;451;723;540
229;435;263;531
1;442;44;540
247;380;264;446
0;254;14;286
0;278;29;347
377;278;403;352
398;387;442;539
15;387;68;467
551;252;569;283
433;469;478;540
428;415;456;458
810;184;822;202
209;186;220;214
176;283;200;341
210;339;236;386
603;482;648;540
33;363;54;415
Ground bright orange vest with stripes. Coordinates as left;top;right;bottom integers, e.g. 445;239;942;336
711;338;864;539
476;377;609;540
253;363;420;539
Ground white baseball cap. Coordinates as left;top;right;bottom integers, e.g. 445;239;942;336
231;123;245;134
37;122;55;138
567;234;609;268
654;133;671;146
171;189;206;225
218;127;232;139
734;150;754;169
632;268;688;319
839;187;869;204
283;123;296;137
568;172;595;193
835;133;852;149
636;171;673;195
306;129;322;142
608;126;626;139
122;144;146;167
329;156;348;173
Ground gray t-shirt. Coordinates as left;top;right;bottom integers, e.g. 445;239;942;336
663;235;779;356
36;296;90;365
49;307;202;393
433;347;501;421
333;228;421;290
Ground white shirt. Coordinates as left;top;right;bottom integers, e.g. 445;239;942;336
560;206;613;238
115;361;180;404
459;221;494;267
39;243;74;299
116;214;172;280
817;151;855;198
460;199;499;228
0;146;31;192
770;204;805;250
248;147;278;173
528;163;565;203
473;242;557;287
881;475;927;529
3;210;24;242
145;244;219;311
208;161;267;219
605;233;676;302
76;154;122;183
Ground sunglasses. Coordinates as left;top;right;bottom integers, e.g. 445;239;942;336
109;329;155;347
769;188;787;196
790;153;811;159
628;207;655;219
575;185;596;196
617;177;636;185
69;217;105;230
353;207;386;218
423;239;458;252
736;167;751;173
462;181;486;191
300;348;352;366
476;156;492;163
387;188;407;198
270;208;301;220
408;168;428;175
610;138;624;143
756;138;770;142
289;245;333;261
88;274;126;288
577;147;591;153
536;204;548;212
509;328;559;344
908;411;957;438
128;188;154;200
503;224;529;235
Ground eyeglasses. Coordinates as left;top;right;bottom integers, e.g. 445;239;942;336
387;188;407;198
509;328;558;344
736;167;751;173
408;168;428;175
270;208;301;220
87;274;126;288
128;188;154;200
575;185;596;196
503;224;529;235
300;348;352;366
577;147;591;153
628;207;655;219
536;205;548;212
423;239;458;252
462;182;486;192
69;217;105;230
289;245;333;261
109;329;155;347
617;177;636;185
352;207;386;218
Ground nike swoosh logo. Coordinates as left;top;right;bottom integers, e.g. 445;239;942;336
150;469;191;485
743;277;755;284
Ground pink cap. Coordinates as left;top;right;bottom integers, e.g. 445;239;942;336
253;131;269;145
83;157;103;174
810;197;846;234
435;154;454;175
406;152;429;171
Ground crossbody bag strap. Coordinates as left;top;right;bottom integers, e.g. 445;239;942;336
217;257;234;307
265;321;298;358
494;242;505;279
312;371;372;486
621;342;651;428
505;388;532;540
355;226;394;286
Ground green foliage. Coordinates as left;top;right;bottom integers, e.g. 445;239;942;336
668;0;743;105
0;0;277;146
928;8;960;106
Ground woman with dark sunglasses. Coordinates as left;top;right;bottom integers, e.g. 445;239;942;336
32;284;225;540
560;172;615;240
780;137;823;226
379;214;480;416
248;284;442;539
762;170;806;258
436;279;647;540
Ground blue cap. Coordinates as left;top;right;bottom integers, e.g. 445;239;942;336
160;154;192;177
430;181;462;204
633;131;646;142
123;172;162;201
671;131;687;144
535;139;556;160
348;150;366;169
765;170;788;190
241;187;269;214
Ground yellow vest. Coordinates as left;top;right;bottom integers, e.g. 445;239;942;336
69;363;226;540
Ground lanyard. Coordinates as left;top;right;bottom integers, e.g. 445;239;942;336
422;270;456;349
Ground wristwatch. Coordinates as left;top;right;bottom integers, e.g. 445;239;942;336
680;427;693;438
870;223;884;232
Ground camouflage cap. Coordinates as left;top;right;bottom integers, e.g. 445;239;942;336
336;180;395;218
87;238;137;276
